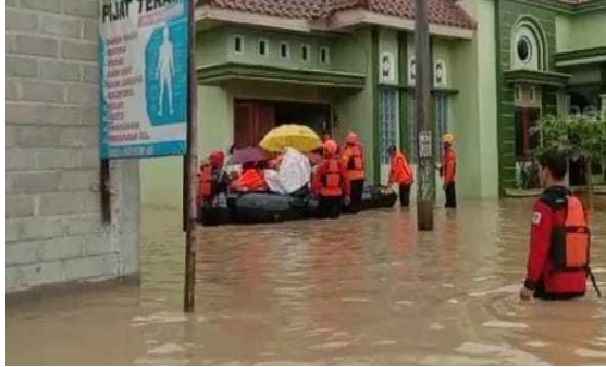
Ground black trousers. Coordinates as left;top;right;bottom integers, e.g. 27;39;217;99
319;196;343;218
349;179;364;212
398;183;411;207
444;182;457;208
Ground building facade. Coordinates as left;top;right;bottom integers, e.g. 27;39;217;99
141;0;606;207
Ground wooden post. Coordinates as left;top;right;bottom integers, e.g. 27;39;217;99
415;0;435;231
100;159;111;224
184;0;198;313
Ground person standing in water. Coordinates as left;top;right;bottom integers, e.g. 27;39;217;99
341;132;365;213
387;145;413;207
520;150;600;301
312;140;350;218
157;23;175;116
441;134;457;208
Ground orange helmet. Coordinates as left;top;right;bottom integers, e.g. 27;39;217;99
442;134;454;144
346;132;358;144
323;139;338;155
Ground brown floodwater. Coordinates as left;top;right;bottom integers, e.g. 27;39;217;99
6;198;606;365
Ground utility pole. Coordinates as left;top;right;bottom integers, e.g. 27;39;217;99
184;0;198;312
415;0;435;231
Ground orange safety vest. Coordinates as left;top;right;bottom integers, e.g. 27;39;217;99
198;165;212;198
441;148;456;184
390;151;412;184
551;196;590;271
343;145;364;181
320;159;343;197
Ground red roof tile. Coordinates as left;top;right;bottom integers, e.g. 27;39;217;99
557;0;595;4
198;0;476;29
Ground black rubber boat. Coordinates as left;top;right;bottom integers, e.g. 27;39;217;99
199;186;397;226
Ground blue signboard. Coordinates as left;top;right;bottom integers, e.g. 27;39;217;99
99;0;188;159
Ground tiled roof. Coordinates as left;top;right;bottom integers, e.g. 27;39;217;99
557;0;595;4
198;0;477;30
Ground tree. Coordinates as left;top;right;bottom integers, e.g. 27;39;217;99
532;114;606;210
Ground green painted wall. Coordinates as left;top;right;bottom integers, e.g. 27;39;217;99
215;26;374;75
379;29;399;84
449;0;499;198
495;0;558;191
197;28;226;67
555;15;570;52
140;157;182;208
432;39;453;88
333;28;376;183
568;12;606;51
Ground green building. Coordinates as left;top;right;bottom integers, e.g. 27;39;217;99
142;0;606;207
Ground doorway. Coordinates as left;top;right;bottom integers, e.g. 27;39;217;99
233;99;331;148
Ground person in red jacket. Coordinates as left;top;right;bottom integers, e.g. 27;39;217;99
387;145;413;207
520;150;600;301
312;139;350;218
441;134;457;208
197;150;228;208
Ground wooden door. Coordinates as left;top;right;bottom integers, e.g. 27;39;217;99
233;100;275;148
234;102;254;148
254;102;275;143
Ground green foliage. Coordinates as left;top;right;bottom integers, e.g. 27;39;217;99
531;115;606;162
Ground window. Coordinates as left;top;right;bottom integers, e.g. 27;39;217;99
301;44;310;61
320;46;330;64
380;89;398;164
408;93;418;161
434;95;449;158
517;36;532;62
408;93;451;162
233;35;243;53
258;39;268;56
280;42;289;59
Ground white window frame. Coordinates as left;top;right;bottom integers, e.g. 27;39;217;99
408;56;416;85
279;41;290;60
233;35;244;54
257;38;269;57
320;46;330;65
301;44;310;62
434;59;447;87
380;52;395;83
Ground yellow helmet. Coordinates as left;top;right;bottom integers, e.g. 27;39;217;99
442;133;454;144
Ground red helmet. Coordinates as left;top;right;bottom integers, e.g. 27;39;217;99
323;139;338;155
209;150;224;168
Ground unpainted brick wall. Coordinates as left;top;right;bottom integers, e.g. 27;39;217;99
5;0;139;292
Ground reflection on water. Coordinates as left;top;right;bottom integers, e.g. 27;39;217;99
6;198;606;365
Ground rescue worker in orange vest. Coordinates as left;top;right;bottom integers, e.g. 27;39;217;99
341;132;365;213
387;145;413;207
441;134;457;208
312;139;350;218
197;150;228;209
520;150;601;301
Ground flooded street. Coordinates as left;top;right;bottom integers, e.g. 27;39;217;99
6;199;606;365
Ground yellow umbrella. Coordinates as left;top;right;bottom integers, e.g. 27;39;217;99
259;124;322;153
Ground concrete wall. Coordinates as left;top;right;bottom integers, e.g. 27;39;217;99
452;0;499;198
5;0;140;292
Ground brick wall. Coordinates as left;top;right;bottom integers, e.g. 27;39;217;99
5;0;139;292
